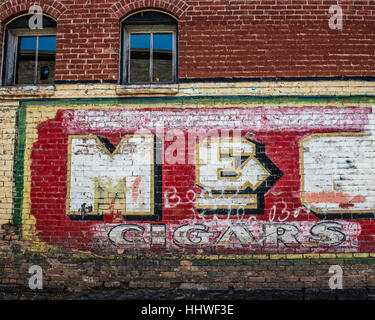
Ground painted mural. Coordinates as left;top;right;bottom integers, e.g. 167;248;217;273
15;98;375;254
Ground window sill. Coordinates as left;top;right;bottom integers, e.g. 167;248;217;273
115;84;179;95
0;85;55;97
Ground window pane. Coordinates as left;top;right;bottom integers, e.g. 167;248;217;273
152;33;173;83
129;34;150;83
37;36;56;84
16;36;36;84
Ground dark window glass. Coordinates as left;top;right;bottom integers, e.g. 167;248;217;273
129;34;150;83
15;35;56;85
152;33;173;83
16;36;36;84
37;36;56;84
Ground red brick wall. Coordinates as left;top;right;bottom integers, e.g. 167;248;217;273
1;0;375;82
2;0;375;296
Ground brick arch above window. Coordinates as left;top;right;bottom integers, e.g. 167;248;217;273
1;0;68;23
110;0;189;20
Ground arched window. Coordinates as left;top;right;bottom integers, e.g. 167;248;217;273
121;10;177;84
2;14;57;85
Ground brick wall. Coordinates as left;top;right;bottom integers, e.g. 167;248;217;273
1;0;375;82
1;0;375;297
0;105;16;226
11;96;375;254
1;238;375;295
2;94;375;294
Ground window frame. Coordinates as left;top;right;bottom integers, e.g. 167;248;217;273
123;24;177;85
2;26;56;86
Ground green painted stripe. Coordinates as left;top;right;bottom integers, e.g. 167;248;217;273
20;95;375;108
13;103;27;226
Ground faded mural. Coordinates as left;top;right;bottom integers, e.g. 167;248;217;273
15;99;375;254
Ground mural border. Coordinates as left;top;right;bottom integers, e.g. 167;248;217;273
12;95;375;256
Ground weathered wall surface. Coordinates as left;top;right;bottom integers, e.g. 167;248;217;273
1;0;375;82
1;0;375;296
2;93;375;295
0;104;16;226
1;238;375;295
9;95;375;253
